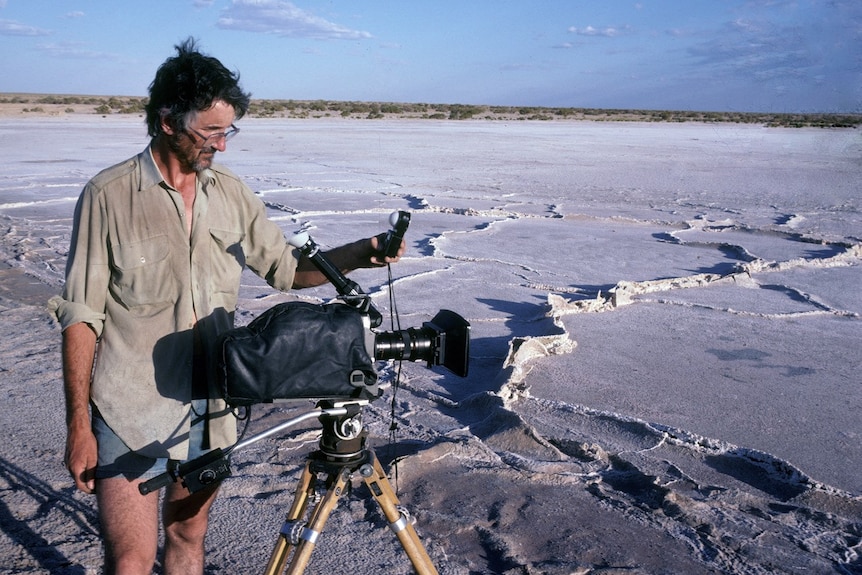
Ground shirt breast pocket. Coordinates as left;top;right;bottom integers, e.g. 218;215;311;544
110;235;177;308
209;228;246;309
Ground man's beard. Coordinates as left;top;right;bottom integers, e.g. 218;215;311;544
190;150;215;173
167;135;214;173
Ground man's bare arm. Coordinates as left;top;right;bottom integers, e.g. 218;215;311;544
62;322;98;494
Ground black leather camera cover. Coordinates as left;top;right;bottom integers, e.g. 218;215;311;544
219;302;378;406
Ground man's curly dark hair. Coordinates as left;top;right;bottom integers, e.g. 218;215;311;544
145;37;251;138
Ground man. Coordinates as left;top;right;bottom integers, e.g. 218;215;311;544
50;38;402;574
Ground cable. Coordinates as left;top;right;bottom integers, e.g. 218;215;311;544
385;262;403;493
232;405;253;445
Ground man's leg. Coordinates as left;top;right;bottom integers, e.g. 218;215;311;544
162;480;221;575
97;477;160;575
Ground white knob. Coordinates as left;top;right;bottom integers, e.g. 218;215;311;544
288;231;309;248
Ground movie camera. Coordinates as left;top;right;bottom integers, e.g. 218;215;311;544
287;209;468;381
288;221;469;370
215;217;469;408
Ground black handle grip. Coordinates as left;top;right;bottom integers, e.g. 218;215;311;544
288;231;383;327
382;211;410;258
139;471;175;495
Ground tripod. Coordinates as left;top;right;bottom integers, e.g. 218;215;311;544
264;400;439;575
139;400;439;574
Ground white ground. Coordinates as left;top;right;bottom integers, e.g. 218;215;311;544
1;117;860;574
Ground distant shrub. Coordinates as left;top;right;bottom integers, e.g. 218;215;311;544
366;104;384;119
28;93;848;127
448;104;484;120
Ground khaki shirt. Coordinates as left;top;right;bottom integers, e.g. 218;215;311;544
50;146;298;459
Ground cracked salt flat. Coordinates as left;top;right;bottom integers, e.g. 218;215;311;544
2;117;861;574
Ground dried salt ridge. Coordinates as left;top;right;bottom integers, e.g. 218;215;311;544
0;118;860;574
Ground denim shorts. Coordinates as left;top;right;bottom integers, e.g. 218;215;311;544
93;399;210;481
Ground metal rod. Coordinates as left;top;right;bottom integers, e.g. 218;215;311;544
232;407;348;452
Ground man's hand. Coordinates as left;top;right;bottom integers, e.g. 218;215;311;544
369;234;405;266
65;423;97;494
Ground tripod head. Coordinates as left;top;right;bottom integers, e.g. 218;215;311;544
303;400;393;487
315;400;368;464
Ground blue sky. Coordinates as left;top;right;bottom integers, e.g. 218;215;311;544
1;0;859;113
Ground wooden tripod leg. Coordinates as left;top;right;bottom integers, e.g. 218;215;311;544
360;453;440;575
264;461;317;575
282;467;352;575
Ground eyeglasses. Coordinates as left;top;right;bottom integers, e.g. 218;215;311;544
185;124;240;147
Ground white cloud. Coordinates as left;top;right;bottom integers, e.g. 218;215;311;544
217;0;372;40
36;41;116;60
0;18;51;36
666;27;697;38
568;25;625;38
63;11;85;19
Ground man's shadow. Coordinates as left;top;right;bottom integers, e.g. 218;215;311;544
0;457;97;574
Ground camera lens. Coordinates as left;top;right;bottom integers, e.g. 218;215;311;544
374;328;433;363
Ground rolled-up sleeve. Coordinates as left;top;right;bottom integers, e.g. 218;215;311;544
50;182;110;336
243;193;297;292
